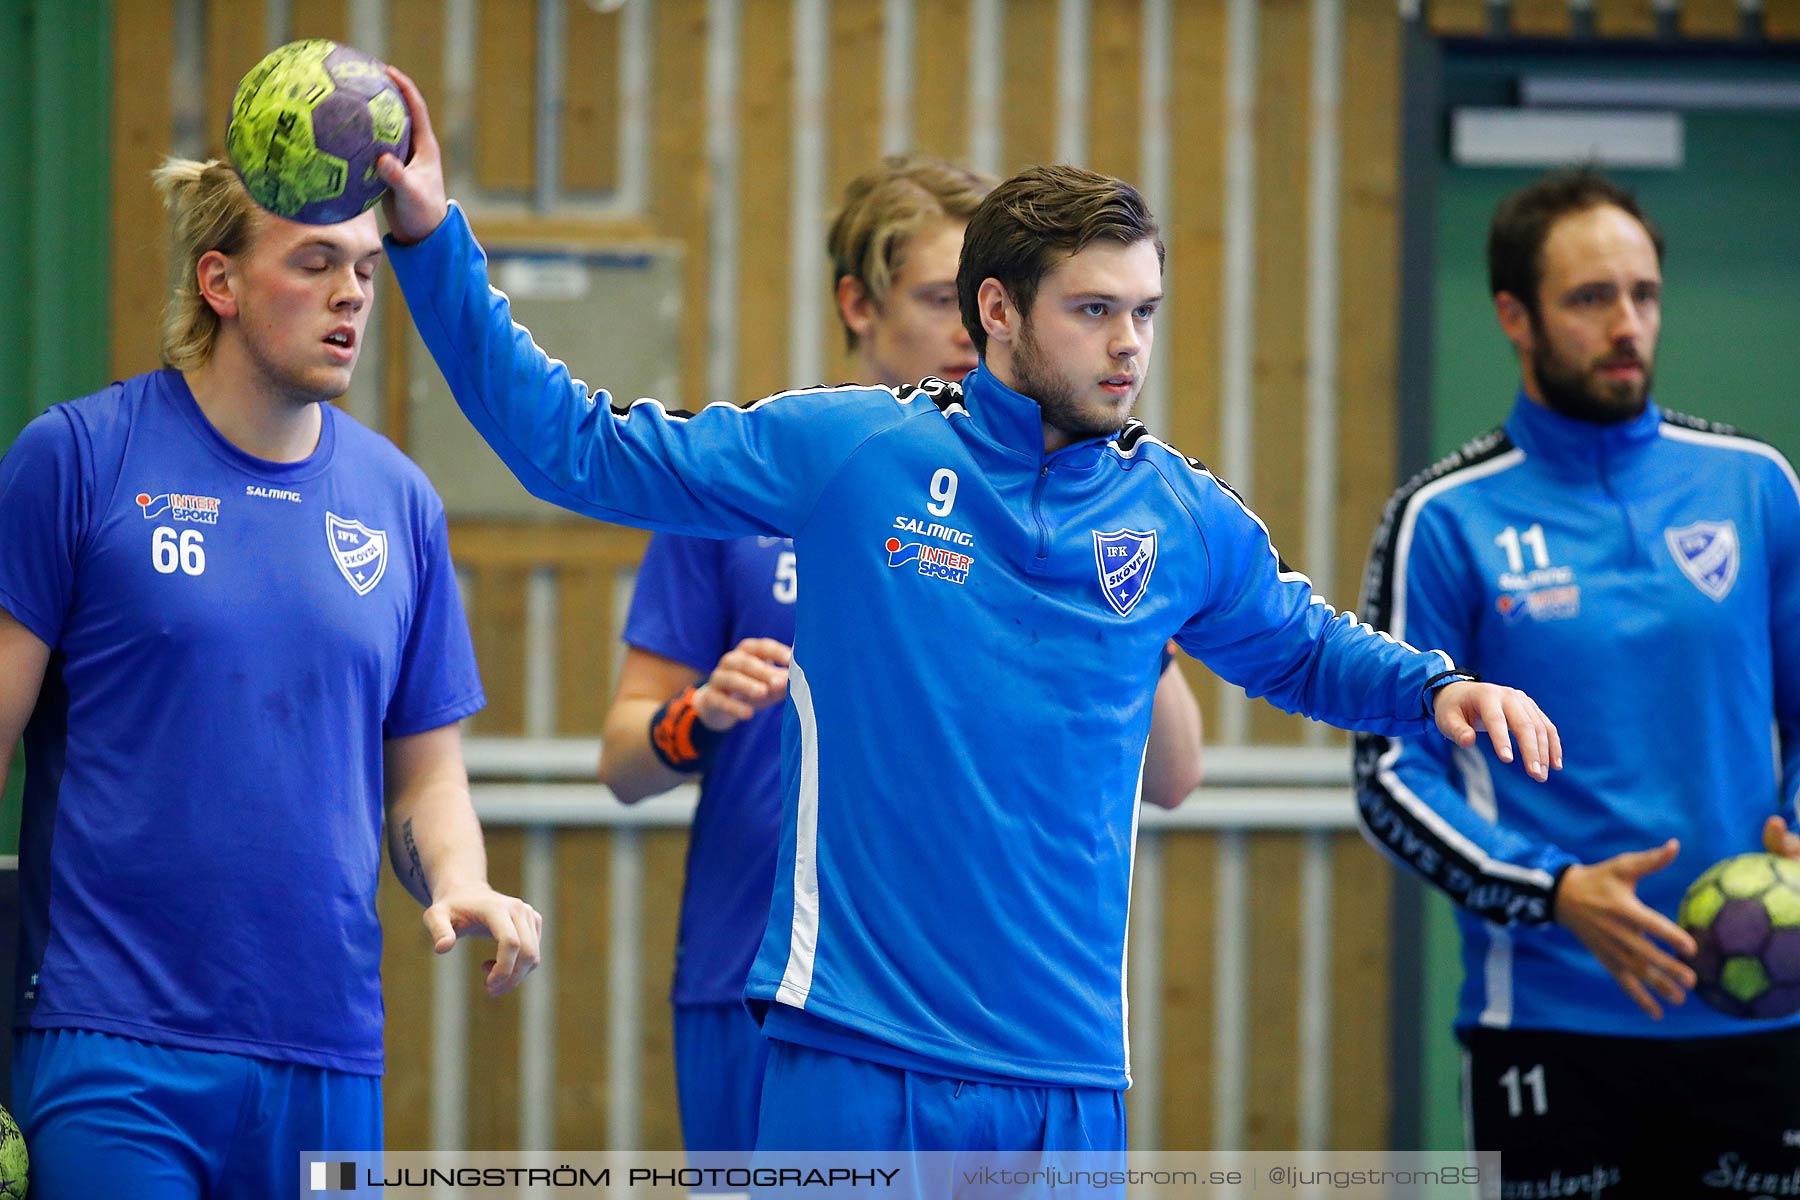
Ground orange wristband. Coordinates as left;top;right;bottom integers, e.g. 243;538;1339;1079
649;684;724;772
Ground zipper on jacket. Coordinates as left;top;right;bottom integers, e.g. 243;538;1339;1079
1598;454;1648;566
1032;464;1052;562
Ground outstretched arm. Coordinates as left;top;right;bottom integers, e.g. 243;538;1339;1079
386;723;542;997
1430;679;1561;783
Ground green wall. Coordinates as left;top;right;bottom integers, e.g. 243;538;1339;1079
1;0;114;851
1418;46;1800;1152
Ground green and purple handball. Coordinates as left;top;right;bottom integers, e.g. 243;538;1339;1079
226;39;411;225
1679;851;1800;1019
0;1104;25;1199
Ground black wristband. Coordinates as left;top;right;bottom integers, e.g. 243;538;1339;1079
648;684;727;773
1421;668;1481;718
1545;861;1576;925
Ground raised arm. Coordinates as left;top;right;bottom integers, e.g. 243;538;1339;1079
378;67;890;541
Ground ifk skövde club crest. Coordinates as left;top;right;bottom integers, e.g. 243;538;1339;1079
326;512;389;596
1092;528;1158;617
1664;519;1739;602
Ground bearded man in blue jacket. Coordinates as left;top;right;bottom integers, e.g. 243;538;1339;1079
1356;168;1800;1195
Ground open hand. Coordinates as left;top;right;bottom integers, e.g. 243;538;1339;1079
1432;681;1562;782
1554;839;1696;1019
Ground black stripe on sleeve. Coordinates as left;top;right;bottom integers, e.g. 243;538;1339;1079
1351;428;1557;926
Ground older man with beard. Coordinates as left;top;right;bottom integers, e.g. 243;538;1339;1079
1356;167;1800;1197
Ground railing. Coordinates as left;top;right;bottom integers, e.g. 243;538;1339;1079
457;738;1363;1150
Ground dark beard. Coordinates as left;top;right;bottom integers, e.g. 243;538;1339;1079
1014;321;1130;442
1531;327;1650;426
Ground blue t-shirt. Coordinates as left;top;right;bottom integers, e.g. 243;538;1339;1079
0;370;484;1074
622;532;796;1006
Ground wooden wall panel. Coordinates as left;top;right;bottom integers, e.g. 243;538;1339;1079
379;870;435;1148
654;0;712;410
912;0;972;162
1166;0;1227;740
637;831;689;1149
1769;0;1800;39
290;0;347;44
1245;836;1303;1147
1330;833;1394;1148
205;0;268;157
1510;0;1573;37
467;564;529;734
1000;0;1058;172
1250;0;1312;744
476;0;538;192
563;2;622;195
1157;832;1219;1147
1086;0;1143;183
737;0;796;405
1337;0;1402;606
111;0;172;382
1426;0;1487;37
1594;0;1658;36
557;566;621;735
1680;0;1744;38
824;0;889;385
387;0;446;137
827;2;887;212
553;828;610;1146
382;0;445;452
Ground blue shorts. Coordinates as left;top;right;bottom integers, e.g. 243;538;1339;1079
13;1027;381;1200
754;1037;1126;1151
674;1002;772;1152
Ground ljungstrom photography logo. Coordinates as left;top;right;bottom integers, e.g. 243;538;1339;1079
310;1160;357;1191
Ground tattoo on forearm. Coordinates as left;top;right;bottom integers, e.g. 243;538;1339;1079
402;818;426;892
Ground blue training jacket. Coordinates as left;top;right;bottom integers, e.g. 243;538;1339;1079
392;204;1460;1087
1355;394;1800;1038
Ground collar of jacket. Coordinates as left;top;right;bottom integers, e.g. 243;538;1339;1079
1504;387;1663;482
960;362;1115;469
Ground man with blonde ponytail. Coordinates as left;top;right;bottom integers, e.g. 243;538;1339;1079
0;158;539;1196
